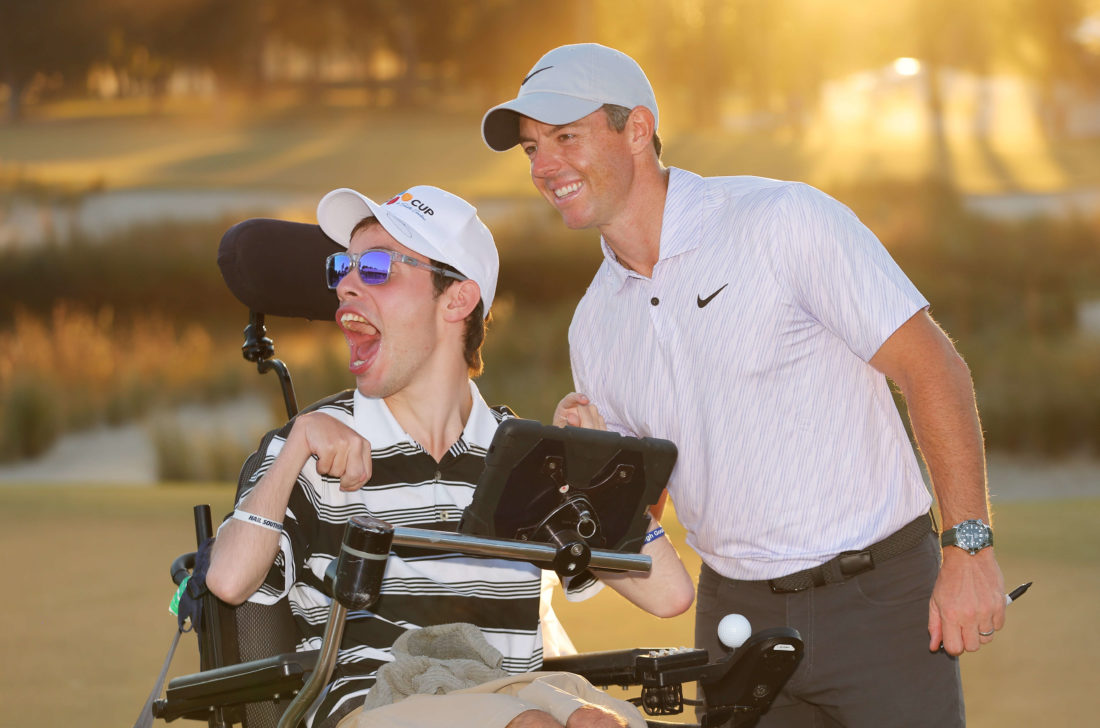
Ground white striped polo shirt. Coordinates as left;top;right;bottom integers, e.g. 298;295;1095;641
237;381;543;724
569;168;932;581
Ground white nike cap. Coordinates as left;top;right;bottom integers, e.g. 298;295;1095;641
481;43;659;152
317;185;498;315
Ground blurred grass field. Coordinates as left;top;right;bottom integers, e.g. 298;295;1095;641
0;483;1095;727
5;95;1100;206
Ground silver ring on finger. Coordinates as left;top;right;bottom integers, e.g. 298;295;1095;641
978;629;995;637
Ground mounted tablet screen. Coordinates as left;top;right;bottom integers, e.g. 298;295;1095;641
460;419;677;554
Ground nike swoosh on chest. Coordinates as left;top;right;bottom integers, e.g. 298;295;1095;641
696;283;729;308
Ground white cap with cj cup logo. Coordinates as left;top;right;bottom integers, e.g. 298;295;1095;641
481;42;659;152
317;185;499;314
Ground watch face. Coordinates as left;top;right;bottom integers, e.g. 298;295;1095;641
956;520;990;551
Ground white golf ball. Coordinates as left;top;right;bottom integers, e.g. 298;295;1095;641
717;613;752;648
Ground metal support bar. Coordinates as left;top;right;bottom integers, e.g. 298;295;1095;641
391;527;652;574
275;601;347;728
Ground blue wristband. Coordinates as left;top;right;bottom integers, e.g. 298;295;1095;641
644;526;665;544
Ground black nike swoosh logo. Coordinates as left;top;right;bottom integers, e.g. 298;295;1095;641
697;284;728;308
521;66;554;85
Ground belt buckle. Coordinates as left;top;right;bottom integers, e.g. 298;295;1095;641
768;579;809;594
836;549;874;577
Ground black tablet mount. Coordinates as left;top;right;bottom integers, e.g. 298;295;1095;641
459;418;677;576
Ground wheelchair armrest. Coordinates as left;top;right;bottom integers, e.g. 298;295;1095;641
544;647;709;688
545;630;803;725
151;650;319;722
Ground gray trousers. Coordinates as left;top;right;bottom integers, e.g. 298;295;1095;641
695;533;964;727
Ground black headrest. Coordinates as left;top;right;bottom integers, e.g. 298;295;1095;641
217;218;343;321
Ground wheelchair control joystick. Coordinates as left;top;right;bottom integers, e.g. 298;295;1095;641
333;516;394;611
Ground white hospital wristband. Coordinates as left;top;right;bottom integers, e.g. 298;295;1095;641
232;509;283;533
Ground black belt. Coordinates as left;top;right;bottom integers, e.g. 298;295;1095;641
767;513;933;594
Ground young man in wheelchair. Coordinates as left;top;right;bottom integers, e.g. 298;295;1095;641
205;184;695;728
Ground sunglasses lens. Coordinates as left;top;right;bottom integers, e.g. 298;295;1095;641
326;253;352;289
357;250;391;285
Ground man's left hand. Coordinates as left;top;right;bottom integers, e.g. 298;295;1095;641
928;547;1005;655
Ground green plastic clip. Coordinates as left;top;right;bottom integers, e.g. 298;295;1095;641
169;575;191;616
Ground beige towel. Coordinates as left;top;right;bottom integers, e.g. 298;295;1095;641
361;623;510;710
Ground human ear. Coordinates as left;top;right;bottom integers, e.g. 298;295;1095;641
441;279;480;323
627;107;656;153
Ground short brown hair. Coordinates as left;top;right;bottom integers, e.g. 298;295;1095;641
602;103;662;158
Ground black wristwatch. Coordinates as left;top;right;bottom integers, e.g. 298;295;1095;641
941;519;993;555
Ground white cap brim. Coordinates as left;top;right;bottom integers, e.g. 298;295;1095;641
316;188;450;267
482;93;603;151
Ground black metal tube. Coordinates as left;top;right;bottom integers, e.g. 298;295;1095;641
193;505;212;545
242;311;299;419
257;357;299;419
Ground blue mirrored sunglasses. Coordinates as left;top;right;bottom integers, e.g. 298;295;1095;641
325;249;466;290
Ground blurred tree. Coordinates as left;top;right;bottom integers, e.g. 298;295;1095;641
0;0;104;121
353;0;442;107
905;0;1000;182
121;0;270;98
626;0;896;135
400;0;590;107
266;0;344;98
1009;0;1093;139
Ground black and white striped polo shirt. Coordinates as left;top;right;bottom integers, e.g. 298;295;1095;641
240;381;543;725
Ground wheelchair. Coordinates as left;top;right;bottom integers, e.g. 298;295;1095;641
142;218;804;728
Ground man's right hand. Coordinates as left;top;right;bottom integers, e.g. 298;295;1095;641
291;412;373;491
552;392;607;430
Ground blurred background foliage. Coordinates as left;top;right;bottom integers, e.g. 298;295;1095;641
1;0;1100;476
3;0;1100;133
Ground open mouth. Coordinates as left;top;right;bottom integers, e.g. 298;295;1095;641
337;309;380;374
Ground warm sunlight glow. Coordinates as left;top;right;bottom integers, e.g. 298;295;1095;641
893;57;922;76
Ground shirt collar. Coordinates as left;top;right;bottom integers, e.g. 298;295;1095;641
597;167;706;292
658;167;706;258
352;380;497;453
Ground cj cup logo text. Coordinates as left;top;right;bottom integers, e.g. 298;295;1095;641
386;192;434;216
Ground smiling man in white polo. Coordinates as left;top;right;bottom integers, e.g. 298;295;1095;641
483;43;1006;727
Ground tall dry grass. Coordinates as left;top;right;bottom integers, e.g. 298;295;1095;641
1;177;1098;467
0;303;244;461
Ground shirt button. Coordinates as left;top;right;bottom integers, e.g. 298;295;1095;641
650;297;659;306
434;471;441;481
